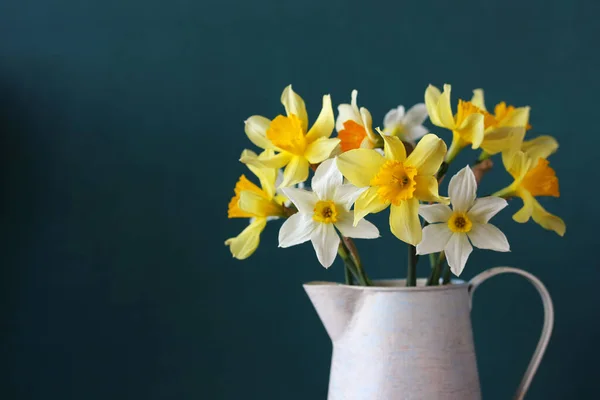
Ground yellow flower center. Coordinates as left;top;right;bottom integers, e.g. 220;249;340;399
455;100;497;129
266;114;307;155
228;175;267;218
313;200;338;223
370;160;417;205
521;158;560;197
338;120;367;152
448;212;472;233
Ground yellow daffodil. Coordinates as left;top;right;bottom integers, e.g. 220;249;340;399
335;90;381;152
336;132;448;245
225;157;286;259
425;84;529;160
493;136;565;236
241;85;339;188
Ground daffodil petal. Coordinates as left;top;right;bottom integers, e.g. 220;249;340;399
425;84;443;126
480;127;525;155
499;106;530;128
403;103;428;127
416;223;453;255
334;184;367;211
311;223;340;269
240;149;292;169
418;204;452;223
336;104;360;132
448;166;477;212
239;191;282;217
502;150;531;181
247;152;278;199
353;187;390;223
437;84;455;128
383;106;404;130
279;156;309;188
389;198;421;245
304;137;340;164
381;132;407;161
306;94;335;142
403;125;428;142
405;134;447;176
522;135;559;163
281;85;308;132
414;175;449;204
311;158;343;200
467;196;508;223
531;196;566;236
468;223;510;252
280;187;318;213
444;233;472;277
225;218;267;260
278;213;315;248
335;210;379;239
244;116;274;150
336;149;385;187
513;189;535;223
471;89;487;111
359;107;379;143
456;113;485;149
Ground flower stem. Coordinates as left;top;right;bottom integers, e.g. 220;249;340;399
427;252;446;286
342;237;371;286
407;245;418;287
442;263;452;284
338;241;369;286
344;264;354;285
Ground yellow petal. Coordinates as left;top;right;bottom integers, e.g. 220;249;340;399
239;191;283;217
513;188;535;223
405;134;447;175
480;126;525;155
306;94;334;142
279;156;309;188
304;137;340;164
247;154;277;199
336;149;386;187
280;85;308;132
502;150;532;181
413;175;450;204
359;107;379;143
425;84;454;129
240;149;292;169
353;186;390;224
498;106;530;128
380;130;407;161
531;197;566;236
225;218;267;260
244;116;275;150
455;113;485;149
437;84;455;128
425;84;443;126
471;89;487;111
389;198;421;245
522;135;559;162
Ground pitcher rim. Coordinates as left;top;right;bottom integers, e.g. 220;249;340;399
303;278;468;292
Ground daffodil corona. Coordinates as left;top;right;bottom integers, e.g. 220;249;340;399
241;85;340;188
335;90;381;152
336;132;448;245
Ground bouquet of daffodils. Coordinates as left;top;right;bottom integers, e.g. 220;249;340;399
225;85;565;286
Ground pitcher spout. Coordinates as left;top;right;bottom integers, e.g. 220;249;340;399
303;282;362;342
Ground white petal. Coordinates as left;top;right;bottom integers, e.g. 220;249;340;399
311;223;340;268
311;158;342;200
278;213;315;248
467;196;508;223
448;165;477;212
333;184;367;211
403;125;428;142
402;103;428;127
468;223;510;252
418;204;453;223
383;105;405;129
280;187;318;213
444;233;473;277
335;210;379;239
416;224;453;255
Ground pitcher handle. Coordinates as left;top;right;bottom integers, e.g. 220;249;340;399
468;267;554;400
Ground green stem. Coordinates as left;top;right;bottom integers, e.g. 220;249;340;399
476;151;490;163
407;245;418;287
343;237;370;286
442;263;452;284
427;252;446;286
344;262;354;285
338;242;368;286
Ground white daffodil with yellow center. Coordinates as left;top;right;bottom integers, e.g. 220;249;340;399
494;135;566;236
278;159;379;268
335;90;381;152
336;132;448;245
241;85;339;188
382;103;429;144
416;166;510;276
425;84;528;159
225;154;286;259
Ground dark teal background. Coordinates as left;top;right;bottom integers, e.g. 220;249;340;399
1;0;597;399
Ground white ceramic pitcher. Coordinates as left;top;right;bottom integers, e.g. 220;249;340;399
304;267;554;400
